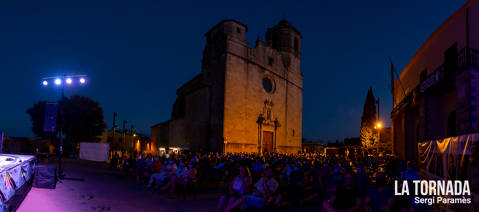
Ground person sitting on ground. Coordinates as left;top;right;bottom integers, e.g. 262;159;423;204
111;152;120;168
364;172;394;212
399;161;420;211
225;166;278;212
150;157;162;172
274;162;306;208
322;172;362;212
139;154;154;183
251;158;265;182
135;154;147;183
171;160;187;178
143;156;162;182
120;153;137;177
218;165;252;211
355;167;370;195
161;162;197;198
147;159;177;189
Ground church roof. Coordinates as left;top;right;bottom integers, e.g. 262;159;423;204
176;74;205;96
266;19;302;38
205;19;248;36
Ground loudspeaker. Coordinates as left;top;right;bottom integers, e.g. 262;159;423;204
43;102;58;133
33;165;56;189
0;132;3;154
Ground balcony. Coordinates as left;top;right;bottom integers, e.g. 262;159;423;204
458;47;479;70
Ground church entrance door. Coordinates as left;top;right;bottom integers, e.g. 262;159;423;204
262;131;273;153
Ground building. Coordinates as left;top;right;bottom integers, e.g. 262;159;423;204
392;0;479;162
3;136;52;154
302;141;323;153
99;130;153;155
323;140;362;156
151;19;303;153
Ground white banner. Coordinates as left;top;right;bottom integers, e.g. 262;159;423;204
79;142;109;162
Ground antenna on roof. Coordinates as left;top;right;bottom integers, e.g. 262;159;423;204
388;56;407;108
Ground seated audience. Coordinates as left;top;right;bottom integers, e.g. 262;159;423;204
218;165;252;211
225;166;278;212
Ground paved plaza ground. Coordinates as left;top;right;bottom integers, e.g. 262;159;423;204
16;159;319;212
17;159;219;212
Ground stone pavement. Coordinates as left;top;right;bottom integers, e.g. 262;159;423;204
17;159;218;212
17;159;320;212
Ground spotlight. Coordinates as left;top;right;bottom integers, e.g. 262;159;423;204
54;78;62;85
66;78;72;84
79;78;86;84
42;80;48;86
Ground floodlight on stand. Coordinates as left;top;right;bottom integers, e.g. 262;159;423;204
54;78;62;85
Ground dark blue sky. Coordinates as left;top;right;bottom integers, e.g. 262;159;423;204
0;0;465;142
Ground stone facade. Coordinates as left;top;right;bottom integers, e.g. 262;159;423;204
151;20;303;153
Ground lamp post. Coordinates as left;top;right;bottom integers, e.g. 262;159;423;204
375;98;381;153
375;122;382;153
42;74;87;179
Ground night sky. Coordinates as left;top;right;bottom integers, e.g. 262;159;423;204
0;0;466;142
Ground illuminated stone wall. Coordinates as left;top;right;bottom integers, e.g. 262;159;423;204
152;20;303;153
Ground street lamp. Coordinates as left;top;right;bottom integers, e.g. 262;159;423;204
375;97;381;153
374;121;382;153
41;74;88;180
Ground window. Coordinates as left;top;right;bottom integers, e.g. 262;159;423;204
236;27;241;34
420;70;427;82
448;111;456;137
444;43;458;74
262;77;274;93
268;57;273;66
294;37;299;53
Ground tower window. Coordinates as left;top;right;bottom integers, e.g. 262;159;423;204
236;27;241;34
268;57;274;66
294;37;299;53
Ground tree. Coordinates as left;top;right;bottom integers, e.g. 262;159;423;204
26;101;50;139
26;95;106;154
360;88;377;149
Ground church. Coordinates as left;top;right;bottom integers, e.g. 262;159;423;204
151;19;303;153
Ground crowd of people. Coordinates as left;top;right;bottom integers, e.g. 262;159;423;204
109;150;428;212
